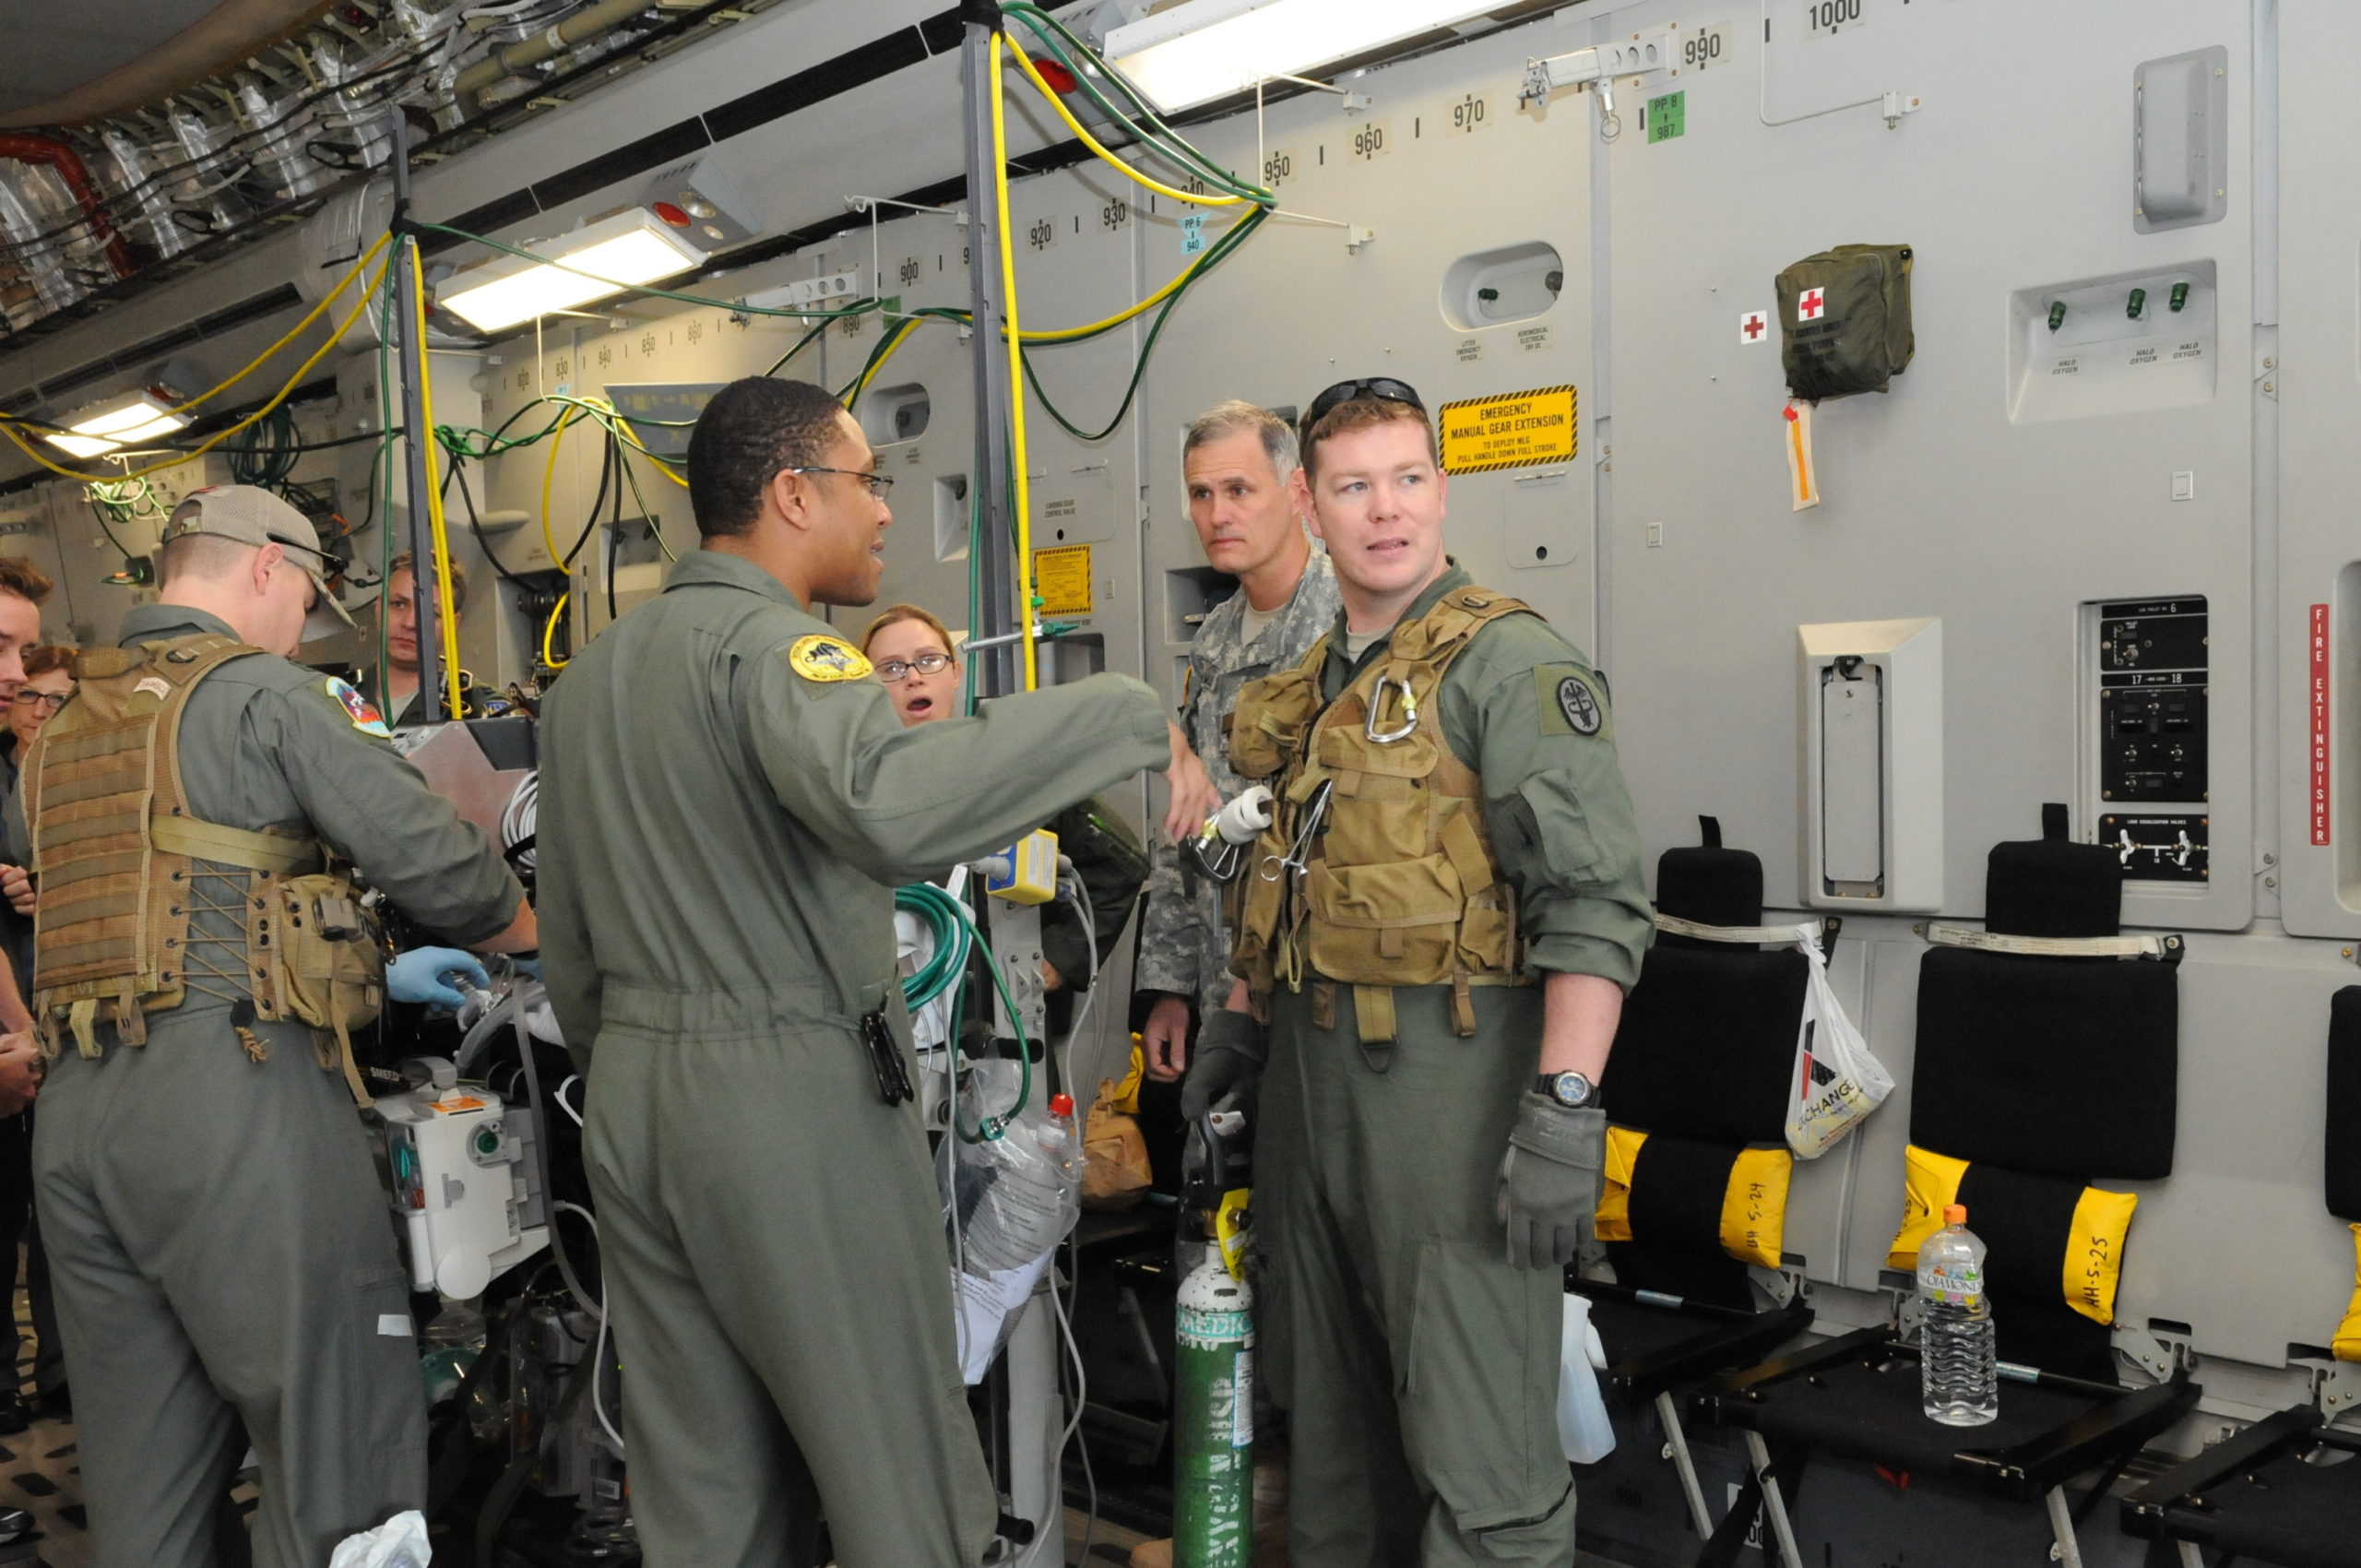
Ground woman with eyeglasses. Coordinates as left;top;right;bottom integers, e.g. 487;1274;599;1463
861;604;1148;1013
0;645;70;1433
1;647;73;792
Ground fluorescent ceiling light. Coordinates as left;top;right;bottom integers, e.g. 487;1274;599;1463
438;209;706;334
1102;0;1501;113
44;390;189;458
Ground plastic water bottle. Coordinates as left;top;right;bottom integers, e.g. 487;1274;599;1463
1917;1203;1997;1426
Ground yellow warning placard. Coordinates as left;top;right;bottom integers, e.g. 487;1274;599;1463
1033;544;1093;616
1438;385;1578;475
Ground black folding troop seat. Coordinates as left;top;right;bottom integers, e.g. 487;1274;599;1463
2118;987;2361;1568
1697;805;2201;1568
1575;817;1820;1543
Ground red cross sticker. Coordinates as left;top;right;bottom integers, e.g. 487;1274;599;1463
1797;288;1825;322
1739;310;1768;344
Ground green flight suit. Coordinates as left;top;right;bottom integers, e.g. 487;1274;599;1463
1245;564;1652;1567
4;604;524;1568
534;549;1171;1568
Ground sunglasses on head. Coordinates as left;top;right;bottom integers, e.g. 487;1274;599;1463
1299;377;1426;439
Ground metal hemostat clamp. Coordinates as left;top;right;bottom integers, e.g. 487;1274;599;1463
1260;780;1335;884
1365;673;1419;742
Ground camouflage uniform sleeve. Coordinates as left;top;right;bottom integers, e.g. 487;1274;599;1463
1133;841;1207;998
267;678;525;946
1443;618;1654;990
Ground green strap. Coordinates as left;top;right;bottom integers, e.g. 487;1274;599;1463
149;816;321;874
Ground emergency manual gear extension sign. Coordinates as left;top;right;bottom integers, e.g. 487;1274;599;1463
1439;386;1577;475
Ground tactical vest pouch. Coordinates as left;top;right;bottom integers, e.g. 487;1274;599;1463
1776;244;1916;400
1305;856;1464;985
250;872;387;1108
1226;663;1323;782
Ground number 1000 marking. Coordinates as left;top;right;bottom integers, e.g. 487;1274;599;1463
1807;0;1863;33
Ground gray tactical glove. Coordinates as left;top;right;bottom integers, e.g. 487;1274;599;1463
1180;1008;1266;1123
1495;1094;1608;1271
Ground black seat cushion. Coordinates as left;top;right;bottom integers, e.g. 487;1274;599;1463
1606;1133;1756;1311
1655;839;1764;948
1913;948;2177;1180
1953;1163;2120;1384
1748;1348;2113;1477
1986;802;2123;938
2177;1441;2361;1568
2330;988;2361;1221
1607;944;1807;1146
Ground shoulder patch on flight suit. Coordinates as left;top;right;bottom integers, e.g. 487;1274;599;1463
325;677;392;738
786;635;873;683
1536;665;1608;740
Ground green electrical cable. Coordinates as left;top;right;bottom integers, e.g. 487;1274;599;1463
896;880;1032;1142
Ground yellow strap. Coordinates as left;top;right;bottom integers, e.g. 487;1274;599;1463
66;999;98;1060
329;1017;375;1111
148;816;321;874
1353;984;1396;1045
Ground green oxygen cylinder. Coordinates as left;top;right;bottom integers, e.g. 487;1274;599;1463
1173;1253;1253;1567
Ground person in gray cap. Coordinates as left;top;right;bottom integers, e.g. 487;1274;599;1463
2;485;538;1568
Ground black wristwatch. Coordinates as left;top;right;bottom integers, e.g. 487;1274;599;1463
1535;1070;1596;1109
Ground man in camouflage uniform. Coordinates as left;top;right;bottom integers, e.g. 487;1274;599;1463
1136;401;1340;1082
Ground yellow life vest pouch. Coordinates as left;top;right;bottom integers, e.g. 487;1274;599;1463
1225;587;1534;1041
25;634;385;1104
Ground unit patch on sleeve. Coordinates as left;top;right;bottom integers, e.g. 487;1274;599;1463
326;677;392;738
1536;665;1608;739
787;635;873;683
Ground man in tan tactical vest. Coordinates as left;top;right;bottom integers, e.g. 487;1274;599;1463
1181;382;1653;1566
4;486;536;1568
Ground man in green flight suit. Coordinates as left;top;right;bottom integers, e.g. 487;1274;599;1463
6;485;537;1568
534;377;1217;1568
1182;381;1653;1566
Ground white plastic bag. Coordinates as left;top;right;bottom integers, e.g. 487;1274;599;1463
1784;923;1891;1158
330;1511;431;1568
1556;1292;1616;1464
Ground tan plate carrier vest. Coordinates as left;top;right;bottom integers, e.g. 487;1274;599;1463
1225;587;1533;1045
26;633;388;1106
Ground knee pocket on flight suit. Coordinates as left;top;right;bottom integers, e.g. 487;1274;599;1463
1429;1479;1577;1565
1397;1239;1559;1515
344;1262;425;1463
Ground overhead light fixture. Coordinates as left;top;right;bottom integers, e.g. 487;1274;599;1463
1100;0;1501;113
44;387;190;458
437;208;707;334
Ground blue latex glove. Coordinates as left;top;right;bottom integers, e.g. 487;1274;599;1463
388;946;489;1011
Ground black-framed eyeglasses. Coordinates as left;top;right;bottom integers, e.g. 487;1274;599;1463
266;532;331;568
11;690;68;713
875;650;953;684
785;466;895;499
1299;377;1426;438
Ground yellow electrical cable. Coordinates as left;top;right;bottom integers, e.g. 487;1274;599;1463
0;255;391;483
541;590;570;669
540;402;583;577
1007;44;1247;210
406;242;466;721
991;32;1038;693
3;232;392;447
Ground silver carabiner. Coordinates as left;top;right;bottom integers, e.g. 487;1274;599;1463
1365;674;1418;744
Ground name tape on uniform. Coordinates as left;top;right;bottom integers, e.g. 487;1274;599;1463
1438;385;1578;475
1033;544;1093;617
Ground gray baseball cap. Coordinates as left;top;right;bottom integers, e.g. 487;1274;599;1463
160;485;354;642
